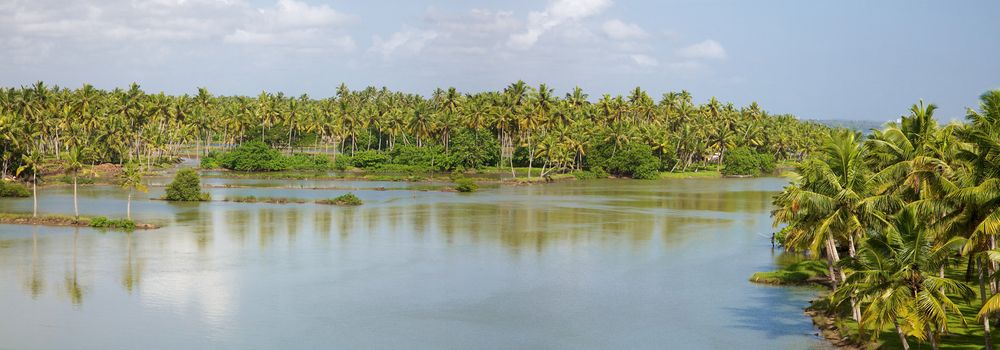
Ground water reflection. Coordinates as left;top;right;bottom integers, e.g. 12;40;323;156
25;227;44;298
0;177;829;349
63;227;84;305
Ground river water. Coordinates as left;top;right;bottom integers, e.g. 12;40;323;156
0;177;831;349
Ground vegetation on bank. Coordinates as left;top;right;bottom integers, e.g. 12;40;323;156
2;81;828;187
454;178;478;192
721;147;775;176
0;181;30;197
164;168;209;201
770;91;1000;349
0;213;154;231
225;195;306;204
317;193;363;206
749;260;827;285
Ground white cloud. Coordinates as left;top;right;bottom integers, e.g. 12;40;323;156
602;19;646;40
677;39;726;60
259;0;355;29
508;0;612;49
0;0;358;62
630;54;658;67
371;27;439;58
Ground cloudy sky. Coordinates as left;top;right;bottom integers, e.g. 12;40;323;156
1;0;997;121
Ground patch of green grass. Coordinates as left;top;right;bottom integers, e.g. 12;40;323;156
658;170;722;179
225;195;306;204
317;193;363;206
0;213;154;231
750;260;828;285
88;216;136;231
454;178;478;192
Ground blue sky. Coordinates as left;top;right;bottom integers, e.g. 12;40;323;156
1;0;997;121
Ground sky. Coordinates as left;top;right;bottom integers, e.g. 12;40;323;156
1;0;998;122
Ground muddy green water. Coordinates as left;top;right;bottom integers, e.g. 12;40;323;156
0;177;831;349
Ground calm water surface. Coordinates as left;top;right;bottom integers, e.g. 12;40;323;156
0;177;831;349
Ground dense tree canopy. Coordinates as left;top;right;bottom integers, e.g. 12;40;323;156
0;81;828;179
773;91;1000;349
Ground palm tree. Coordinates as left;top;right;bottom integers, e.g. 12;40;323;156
120;162;147;220
839;207;974;349
16;150;42;218
63;147;85;220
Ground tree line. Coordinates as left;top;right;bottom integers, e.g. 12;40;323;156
773;90;1000;349
0;81;829;180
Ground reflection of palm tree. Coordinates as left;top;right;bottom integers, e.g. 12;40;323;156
65;228;84;305
122;233;141;294
26;227;44;298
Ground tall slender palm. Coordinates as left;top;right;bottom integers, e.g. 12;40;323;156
63;147;85;220
120;162;147;220
16;150;42;218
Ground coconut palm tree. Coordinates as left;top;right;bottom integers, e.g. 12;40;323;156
838;206;974;350
16;150;42;218
63;147;85;220
120;162;147;220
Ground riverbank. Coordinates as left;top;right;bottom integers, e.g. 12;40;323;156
752;261;1000;349
0;213;158;230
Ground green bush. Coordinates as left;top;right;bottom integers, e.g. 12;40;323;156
89;216;136;230
350;150;390;169
722;147;776;176
454;178;478;192
317;193;363;206
447;129;500;170
332;155;353;170
57;175;96;184
164;168;208;201
570;170;597;180
225;141;289;171
389;145;445;169
286;154;331;170
586;142;661;179
0;181;30;197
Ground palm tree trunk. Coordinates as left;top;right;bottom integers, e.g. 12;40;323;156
981;259;995;350
32;173;37;218
992;236;999;294
926;324;939;350
73;173;78;220
894;320;910;350
127;191;132;220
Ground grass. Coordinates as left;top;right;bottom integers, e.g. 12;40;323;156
804;261;1000;349
658;170;722;179
0;213;156;231
224;195;306;204
316;193;363;206
749;260;828;285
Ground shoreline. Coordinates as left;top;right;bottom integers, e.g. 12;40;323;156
0;214;158;230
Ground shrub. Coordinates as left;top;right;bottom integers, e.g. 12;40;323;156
200;152;223;169
454;178;478;192
317;193;363;206
447;129;500;170
332;155;353;170
220;141;288;171
164;168;208;201
89;216;136;231
570;170;597;180
57;175;95;184
0;181;30;197
286;154;331;170
722;147;776;176
389;145;445;169
350;150;390;169
586;141;661;179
